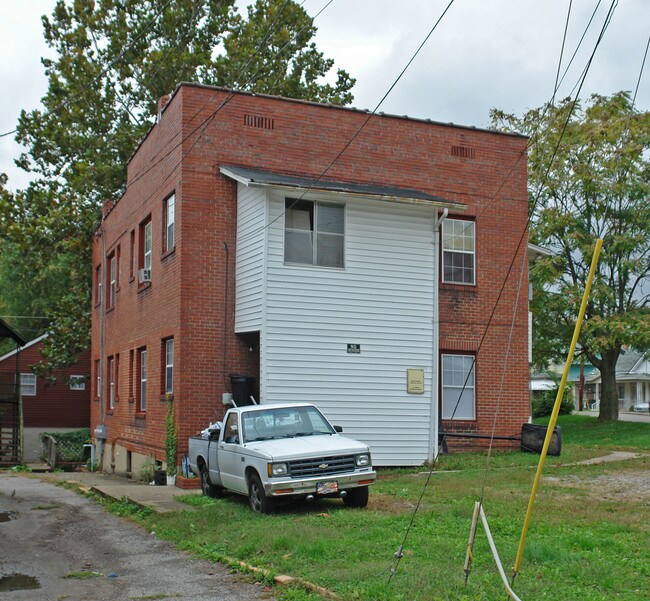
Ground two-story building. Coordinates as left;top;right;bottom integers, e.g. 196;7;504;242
91;83;530;476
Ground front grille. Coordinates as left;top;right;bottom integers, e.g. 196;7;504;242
288;455;356;478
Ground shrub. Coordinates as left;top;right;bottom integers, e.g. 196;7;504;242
531;388;573;418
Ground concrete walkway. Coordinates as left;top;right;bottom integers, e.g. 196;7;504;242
42;471;201;513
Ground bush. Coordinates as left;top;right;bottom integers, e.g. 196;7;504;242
532;389;573;418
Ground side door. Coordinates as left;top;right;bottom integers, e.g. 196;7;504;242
217;412;247;493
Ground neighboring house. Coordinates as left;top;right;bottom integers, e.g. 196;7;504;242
575;350;650;411
91;83;530;474
0;334;91;462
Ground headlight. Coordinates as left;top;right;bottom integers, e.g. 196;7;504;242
355;453;371;467
268;462;288;477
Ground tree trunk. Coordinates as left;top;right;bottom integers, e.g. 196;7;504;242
597;349;619;421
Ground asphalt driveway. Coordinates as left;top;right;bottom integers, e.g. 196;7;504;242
0;473;273;600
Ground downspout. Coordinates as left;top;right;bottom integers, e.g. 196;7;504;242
98;224;107;469
430;208;448;463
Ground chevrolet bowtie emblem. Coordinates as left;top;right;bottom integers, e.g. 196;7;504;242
319;463;329;469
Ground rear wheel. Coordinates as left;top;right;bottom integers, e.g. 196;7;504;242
343;486;369;508
200;464;222;498
248;473;274;514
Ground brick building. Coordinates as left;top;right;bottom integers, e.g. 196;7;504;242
91;83;530;476
0;334;90;462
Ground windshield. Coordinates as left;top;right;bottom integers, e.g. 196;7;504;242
242;406;335;443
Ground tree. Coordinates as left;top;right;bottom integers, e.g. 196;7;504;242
492;92;650;421
0;0;355;374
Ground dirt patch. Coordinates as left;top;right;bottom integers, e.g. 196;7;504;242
544;470;650;502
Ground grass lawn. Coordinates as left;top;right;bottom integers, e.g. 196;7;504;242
110;414;649;601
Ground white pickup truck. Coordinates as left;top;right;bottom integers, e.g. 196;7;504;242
188;403;376;513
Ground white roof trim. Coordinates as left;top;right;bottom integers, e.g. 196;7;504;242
0;333;48;364
220;166;467;210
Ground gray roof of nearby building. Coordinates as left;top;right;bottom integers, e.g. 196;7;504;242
220;165;467;211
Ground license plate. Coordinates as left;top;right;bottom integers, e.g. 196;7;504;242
316;481;338;495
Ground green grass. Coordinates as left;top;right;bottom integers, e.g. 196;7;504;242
102;414;649;601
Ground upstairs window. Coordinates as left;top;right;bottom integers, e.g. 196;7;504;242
144;220;152;271
69;375;86;391
441;354;475;420
442;219;475;285
107;253;116;308
94;265;102;305
284;199;344;268
165;194;175;252
20;373;36;396
138;217;152;284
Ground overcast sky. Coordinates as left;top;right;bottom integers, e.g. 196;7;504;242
1;0;648;191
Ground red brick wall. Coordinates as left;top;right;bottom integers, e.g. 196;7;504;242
0;340;90;428
92;84;530;465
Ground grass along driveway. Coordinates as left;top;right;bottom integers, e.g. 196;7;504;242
113;414;649;601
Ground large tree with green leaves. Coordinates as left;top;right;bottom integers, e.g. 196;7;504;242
492;92;650;421
0;0;355;374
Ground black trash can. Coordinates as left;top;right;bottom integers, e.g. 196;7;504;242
229;374;256;406
520;423;562;456
153;469;167;486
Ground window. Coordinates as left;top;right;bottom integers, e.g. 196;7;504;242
108;356;115;410
138;348;147;412
442;219;475;285
129;348;134;401
95;265;102;305
95;359;101;400
20;373;36;396
107;253;116;308
284;199;344;268
129;230;135;279
164;338;174;395
442;354;475;420
69;375;86;391
223;413;239;444
165;194;175;252
139;217;152;280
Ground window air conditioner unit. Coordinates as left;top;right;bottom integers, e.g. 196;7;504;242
138;268;151;283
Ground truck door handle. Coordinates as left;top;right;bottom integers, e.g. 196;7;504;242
241;457;245;462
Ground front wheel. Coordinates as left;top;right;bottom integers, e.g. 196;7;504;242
200;464;223;498
343;486;369;508
248;473;274;514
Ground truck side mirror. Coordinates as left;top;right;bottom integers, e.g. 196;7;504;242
209;428;221;441
333;425;343;433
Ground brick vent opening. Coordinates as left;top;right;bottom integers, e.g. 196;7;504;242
244;114;274;130
451;145;475;159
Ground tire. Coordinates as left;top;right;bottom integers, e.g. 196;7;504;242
248;473;274;514
199;464;222;498
343;486;369;508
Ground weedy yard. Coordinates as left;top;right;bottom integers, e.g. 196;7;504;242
110;415;649;601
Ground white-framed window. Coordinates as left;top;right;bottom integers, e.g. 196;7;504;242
95;359;101;400
165;194;175;252
441;354;476;420
20;373;37;396
284;199;344;268
164;338;174;394
442;219;475;285
108;356;115;410
69;375;86;391
108;254;116;308
139;348;147;412
144;220;152;271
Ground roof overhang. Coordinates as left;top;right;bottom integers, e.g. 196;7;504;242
220;165;467;211
0;318;27;346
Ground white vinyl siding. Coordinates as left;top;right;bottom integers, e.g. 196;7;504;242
235;184;267;332
264;190;436;466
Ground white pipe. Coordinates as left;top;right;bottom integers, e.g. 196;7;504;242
430;208;448;462
479;504;524;601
